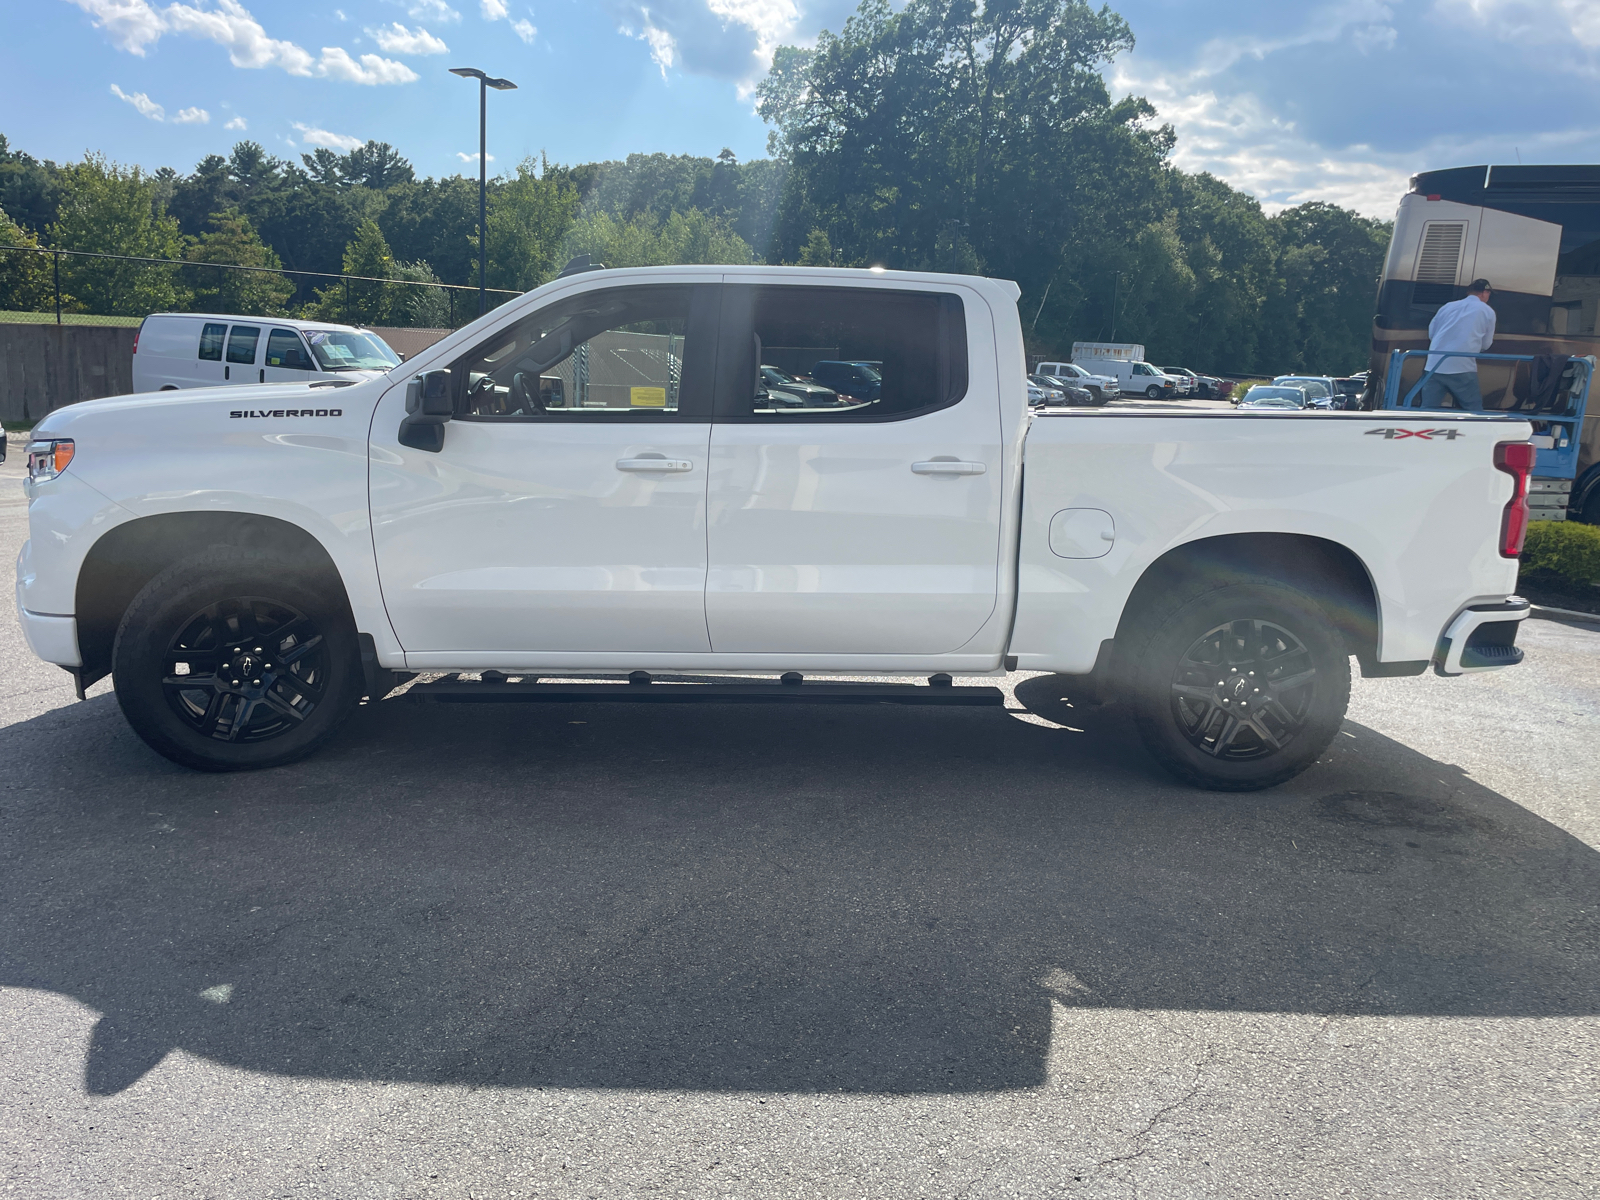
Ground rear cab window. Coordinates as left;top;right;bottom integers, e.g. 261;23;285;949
716;285;968;421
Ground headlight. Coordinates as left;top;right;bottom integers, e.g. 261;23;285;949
27;439;75;482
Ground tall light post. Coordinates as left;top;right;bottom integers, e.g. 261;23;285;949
450;66;517;318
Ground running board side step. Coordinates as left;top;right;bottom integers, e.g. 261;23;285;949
408;675;1004;706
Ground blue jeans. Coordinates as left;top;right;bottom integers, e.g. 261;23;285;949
1419;371;1482;410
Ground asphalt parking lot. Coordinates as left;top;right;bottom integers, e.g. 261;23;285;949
1;443;1596;1199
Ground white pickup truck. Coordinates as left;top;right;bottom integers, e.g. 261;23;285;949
16;265;1536;789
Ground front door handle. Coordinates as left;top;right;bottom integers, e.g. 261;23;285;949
911;460;987;475
616;457;693;472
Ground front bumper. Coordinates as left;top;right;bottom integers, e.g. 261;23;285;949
1435;597;1530;676
17;604;81;667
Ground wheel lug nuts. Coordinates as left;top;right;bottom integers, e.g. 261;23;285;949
252;678;261;685
1253;688;1260;694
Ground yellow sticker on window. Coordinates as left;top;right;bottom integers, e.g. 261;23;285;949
630;386;667;407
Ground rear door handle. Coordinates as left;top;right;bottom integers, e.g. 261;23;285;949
616;457;693;472
911;460;987;475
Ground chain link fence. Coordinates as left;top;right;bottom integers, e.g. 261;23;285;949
0;243;521;331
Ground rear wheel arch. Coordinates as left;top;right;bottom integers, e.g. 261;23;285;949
74;512;354;690
1110;532;1381;677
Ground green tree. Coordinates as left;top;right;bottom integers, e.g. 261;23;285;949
556;207;752;270
0;134;64;238
0;205;53;312
797;228;834;266
306;219;396;323
183;209;293;315
48;153;186;315
485;157;579;290
1267;201;1391;373
389;259;451;328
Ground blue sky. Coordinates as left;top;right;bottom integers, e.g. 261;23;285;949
4;0;1599;218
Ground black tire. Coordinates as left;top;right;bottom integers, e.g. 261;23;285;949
1146;385;1162;399
112;547;363;771
1128;581;1350;791
1579;486;1600;526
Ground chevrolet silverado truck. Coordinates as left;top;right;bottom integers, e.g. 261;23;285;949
16;265;1536;789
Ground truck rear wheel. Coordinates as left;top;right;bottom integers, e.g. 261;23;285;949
1129;581;1350;791
112;548;363;772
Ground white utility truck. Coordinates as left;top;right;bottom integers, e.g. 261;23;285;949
1071;342;1191;399
18;265;1535;789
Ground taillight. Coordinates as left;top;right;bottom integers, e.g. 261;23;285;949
1494;440;1535;558
132;327;140;354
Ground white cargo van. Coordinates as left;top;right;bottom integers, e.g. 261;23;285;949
1070;341;1190;399
131;314;401;392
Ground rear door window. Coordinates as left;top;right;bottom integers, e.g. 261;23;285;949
716;285;968;421
226;325;261;365
198;323;226;361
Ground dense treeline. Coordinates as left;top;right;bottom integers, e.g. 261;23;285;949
0;0;1392;373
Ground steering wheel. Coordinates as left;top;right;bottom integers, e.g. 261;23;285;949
511;371;545;415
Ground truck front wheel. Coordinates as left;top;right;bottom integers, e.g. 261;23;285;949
1145;385;1162;399
1129;582;1350;790
112;548;364;772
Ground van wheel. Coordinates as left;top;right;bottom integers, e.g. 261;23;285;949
159;385;179;391
1145;385;1162;399
1128;581;1350;791
112;548;363;772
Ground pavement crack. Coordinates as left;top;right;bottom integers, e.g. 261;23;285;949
1091;1048;1216;1177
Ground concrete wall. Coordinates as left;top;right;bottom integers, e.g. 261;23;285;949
0;324;136;424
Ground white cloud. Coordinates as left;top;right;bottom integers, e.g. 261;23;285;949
511;17;536;43
1352;23;1397;53
408;0;460;22
313;46;420;83
68;0;419;83
1436;0;1600;50
456;151;495;163
224;115;247;129
110;83;164;120
480;0;507;18
292;122;364;150
367;22;448;54
172;105;210;123
605;0;800;89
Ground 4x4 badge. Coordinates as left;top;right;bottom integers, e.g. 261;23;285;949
1365;427;1463;440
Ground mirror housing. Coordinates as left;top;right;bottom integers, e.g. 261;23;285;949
400;370;452;452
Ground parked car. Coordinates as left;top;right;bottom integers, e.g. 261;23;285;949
1027;375;1068;406
1046;380;1096;407
1331;376;1366;409
808;360;882;402
1162;367;1233;400
1033;360;1119;404
1072;355;1187;399
1237;385;1312;410
760;365;838;408
132;313;400;392
1027;381;1049;407
19;263;1533;792
1272;376;1338;410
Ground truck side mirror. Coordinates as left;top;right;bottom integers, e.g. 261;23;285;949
399;370;452;452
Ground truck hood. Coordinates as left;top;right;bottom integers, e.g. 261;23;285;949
30;379;383;439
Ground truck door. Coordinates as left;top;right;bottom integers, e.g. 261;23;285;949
705;282;1003;655
224;324;262;384
195;321;228;386
261;327;318;383
369;281;719;657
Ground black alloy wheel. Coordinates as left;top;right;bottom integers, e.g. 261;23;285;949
113;547;364;771
162;597;329;744
1168;619;1316;760
1130;581;1350;790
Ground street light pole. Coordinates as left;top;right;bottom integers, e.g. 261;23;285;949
450;66;517;319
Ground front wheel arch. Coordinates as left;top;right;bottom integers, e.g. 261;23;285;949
74;512;355;693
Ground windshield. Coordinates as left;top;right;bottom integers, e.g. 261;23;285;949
762;366;798;384
850;363;883;382
304;329;401;372
1276;378;1330;398
1243;387;1305;405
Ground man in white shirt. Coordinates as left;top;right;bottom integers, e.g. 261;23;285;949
1420;279;1495;409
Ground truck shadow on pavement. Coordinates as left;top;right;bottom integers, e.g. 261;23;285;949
1;677;1596;1097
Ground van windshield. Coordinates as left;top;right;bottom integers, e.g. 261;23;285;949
304;329;400;372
